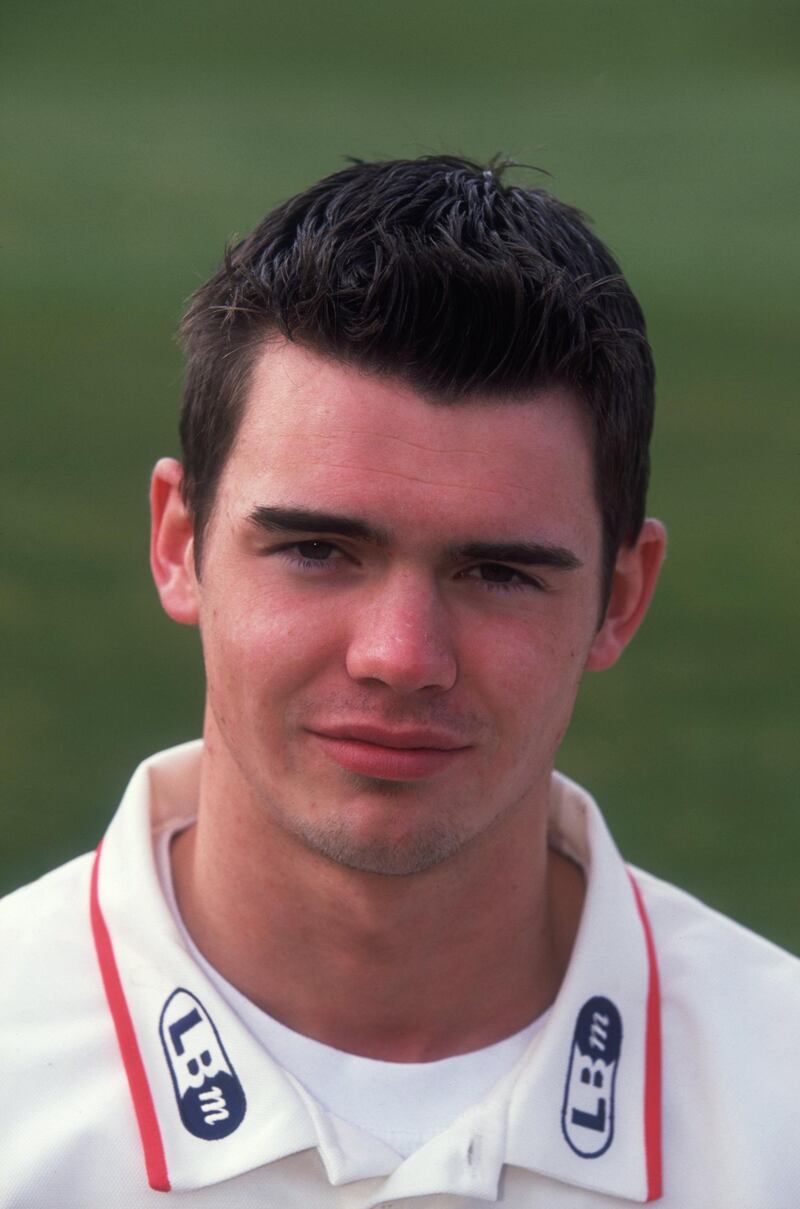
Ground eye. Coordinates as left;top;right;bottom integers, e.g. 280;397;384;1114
461;563;543;592
294;540;335;561
278;540;344;571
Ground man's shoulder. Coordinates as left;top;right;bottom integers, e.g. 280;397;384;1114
634;862;799;979
554;771;800;993
0;854;158;1206
1;849;94;928
634;863;800;1072
1;852;99;1017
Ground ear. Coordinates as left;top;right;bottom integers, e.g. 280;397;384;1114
149;457;200;626
586;519;666;671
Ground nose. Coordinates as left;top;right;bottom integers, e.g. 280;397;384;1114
345;570;458;694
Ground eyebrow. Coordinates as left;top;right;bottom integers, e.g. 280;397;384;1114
247;505;582;570
453;541;582;571
248;505;390;545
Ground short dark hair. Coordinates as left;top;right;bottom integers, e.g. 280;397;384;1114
179;156;654;600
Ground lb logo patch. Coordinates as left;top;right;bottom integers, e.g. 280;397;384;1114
159;988;246;1140
561;996;622;1158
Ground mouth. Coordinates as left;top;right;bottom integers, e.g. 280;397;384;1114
306;724;471;780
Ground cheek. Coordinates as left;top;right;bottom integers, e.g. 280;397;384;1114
200;584;341;703
471;611;588;689
468;617;590;743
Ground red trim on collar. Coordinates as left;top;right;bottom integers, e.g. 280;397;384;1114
627;871;663;1201
90;842;171;1192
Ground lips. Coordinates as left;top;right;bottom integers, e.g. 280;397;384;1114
307;724;470;780
311;723;467;750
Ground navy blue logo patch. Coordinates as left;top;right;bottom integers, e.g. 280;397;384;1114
159;988;246;1140
561;996;622;1158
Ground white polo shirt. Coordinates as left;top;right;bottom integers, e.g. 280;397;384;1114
2;742;799;1207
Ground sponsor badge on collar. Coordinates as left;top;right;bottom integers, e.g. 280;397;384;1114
561;996;622;1158
160;988;247;1140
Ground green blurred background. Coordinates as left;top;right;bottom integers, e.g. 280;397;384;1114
3;0;798;948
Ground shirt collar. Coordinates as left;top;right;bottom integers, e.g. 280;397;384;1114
505;773;662;1202
91;742;661;1202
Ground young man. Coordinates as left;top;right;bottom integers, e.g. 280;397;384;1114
2;157;798;1207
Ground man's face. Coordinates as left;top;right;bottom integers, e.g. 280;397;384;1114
184;340;615;875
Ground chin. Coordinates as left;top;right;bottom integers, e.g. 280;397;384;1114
290;815;469;878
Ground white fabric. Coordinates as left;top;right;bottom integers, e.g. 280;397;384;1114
2;740;799;1209
155;824;549;1157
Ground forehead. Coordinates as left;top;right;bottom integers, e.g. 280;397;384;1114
219;340;599;546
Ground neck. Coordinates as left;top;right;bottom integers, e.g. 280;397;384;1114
171;747;584;1062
